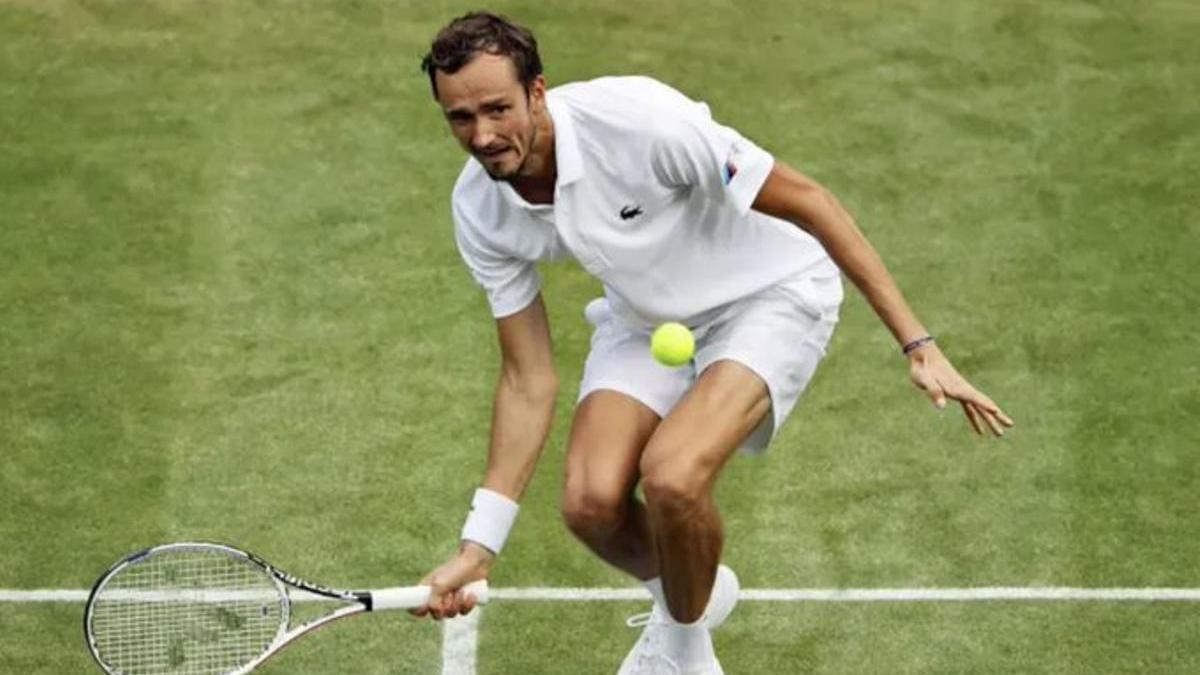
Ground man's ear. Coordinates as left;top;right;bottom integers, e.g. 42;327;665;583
527;75;548;109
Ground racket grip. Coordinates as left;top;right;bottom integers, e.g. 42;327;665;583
461;579;490;605
371;580;490;611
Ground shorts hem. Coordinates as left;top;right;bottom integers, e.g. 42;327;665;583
576;382;672;419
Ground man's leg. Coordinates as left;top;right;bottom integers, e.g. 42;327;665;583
561;389;661;581
640;360;771;623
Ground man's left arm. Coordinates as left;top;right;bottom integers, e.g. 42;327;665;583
752;160;1015;436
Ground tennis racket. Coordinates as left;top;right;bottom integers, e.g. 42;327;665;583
83;541;488;674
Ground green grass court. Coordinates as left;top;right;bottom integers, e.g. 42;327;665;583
2;1;1198;672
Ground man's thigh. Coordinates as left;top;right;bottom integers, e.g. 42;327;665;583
564;390;660;502
694;271;842;453
639;359;771;492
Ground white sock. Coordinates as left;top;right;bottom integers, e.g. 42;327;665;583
663;616;714;668
642;577;667;607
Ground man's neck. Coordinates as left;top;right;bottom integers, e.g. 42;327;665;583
510;110;557;205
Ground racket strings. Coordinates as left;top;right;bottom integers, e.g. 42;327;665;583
89;548;286;674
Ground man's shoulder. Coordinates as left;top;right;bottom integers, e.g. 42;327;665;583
549;75;700;116
451;159;501;218
453;157;488;195
549;75;710;162
553;75;683;102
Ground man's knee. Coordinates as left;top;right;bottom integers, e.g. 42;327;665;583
561;484;628;539
639;448;715;517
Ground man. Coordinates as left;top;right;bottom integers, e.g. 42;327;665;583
411;11;1013;674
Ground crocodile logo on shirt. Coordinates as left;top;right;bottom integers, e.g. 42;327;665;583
619;204;643;220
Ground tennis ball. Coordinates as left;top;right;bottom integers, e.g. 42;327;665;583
650;322;695;367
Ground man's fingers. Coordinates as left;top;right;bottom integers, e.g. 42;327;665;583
984;401;1012;427
979;406;1008;437
964;390;1002;416
439;592;457;618
462;595;478;615
995;408;1015;427
431;600;452;620
961;399;1005;437
953;388;1015;434
432;591;478;620
945;382;1016;431
427;592;446;620
446;589;477;618
414;573;490;620
961;401;984;435
413;585;453;621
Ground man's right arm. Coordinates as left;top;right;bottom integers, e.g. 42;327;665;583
481;293;559;501
412;294;558;620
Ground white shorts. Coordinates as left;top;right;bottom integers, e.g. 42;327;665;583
577;269;843;454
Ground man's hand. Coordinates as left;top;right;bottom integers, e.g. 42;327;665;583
410;541;494;620
907;342;1015;437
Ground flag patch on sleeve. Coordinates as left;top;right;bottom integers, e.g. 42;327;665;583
722;145;742;185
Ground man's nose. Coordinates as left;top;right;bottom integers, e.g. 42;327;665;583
471;121;498;151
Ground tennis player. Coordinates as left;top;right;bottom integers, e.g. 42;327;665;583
411;12;1014;674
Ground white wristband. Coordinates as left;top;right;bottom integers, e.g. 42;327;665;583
460;488;520;555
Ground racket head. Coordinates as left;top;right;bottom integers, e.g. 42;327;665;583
84;542;289;675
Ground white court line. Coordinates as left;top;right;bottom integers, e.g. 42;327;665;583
442;587;1200;675
11;587;1200;675
5;586;1200;603
440;611;480;675
493;587;1200;602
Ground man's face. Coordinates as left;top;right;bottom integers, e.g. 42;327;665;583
435;53;545;181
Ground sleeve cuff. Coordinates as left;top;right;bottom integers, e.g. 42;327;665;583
488;268;542;318
726;143;775;216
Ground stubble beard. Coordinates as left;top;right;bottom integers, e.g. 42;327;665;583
484;116;537;183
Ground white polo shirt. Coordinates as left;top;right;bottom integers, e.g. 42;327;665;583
451;75;834;328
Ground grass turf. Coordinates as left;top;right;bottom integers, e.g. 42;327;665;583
1;0;1197;672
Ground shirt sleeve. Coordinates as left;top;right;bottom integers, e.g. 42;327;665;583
648;104;775;215
452;201;542;318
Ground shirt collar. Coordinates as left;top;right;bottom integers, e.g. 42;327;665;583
547;92;583;186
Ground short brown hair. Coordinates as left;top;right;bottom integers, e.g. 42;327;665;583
421;11;543;100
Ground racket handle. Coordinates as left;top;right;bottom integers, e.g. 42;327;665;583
371;580;490;611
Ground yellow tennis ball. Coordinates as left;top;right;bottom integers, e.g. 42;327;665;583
651;322;695;367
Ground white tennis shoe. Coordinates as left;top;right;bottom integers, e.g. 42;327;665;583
616;565;739;675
